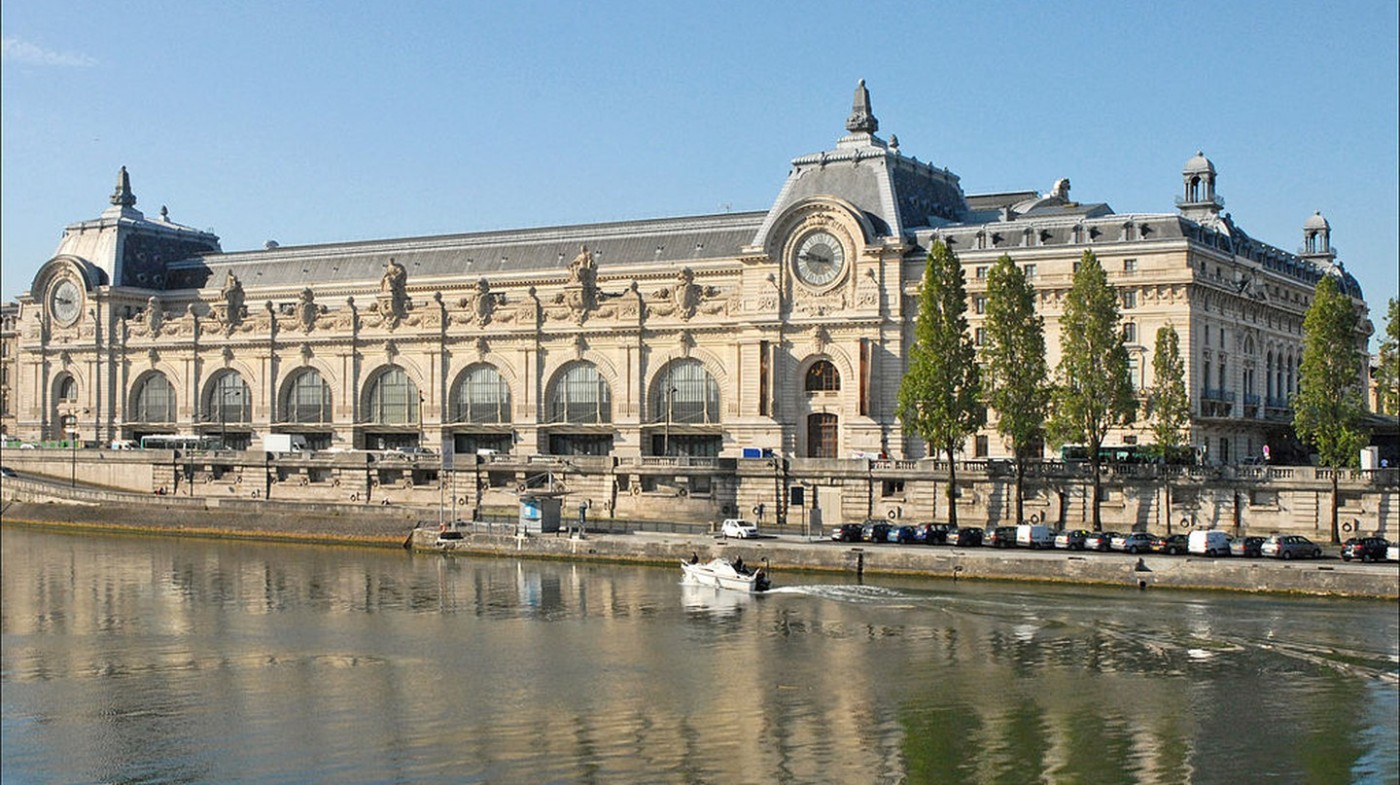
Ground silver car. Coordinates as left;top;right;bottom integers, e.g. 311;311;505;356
1260;534;1322;560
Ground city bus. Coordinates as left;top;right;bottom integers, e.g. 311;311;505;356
137;434;222;451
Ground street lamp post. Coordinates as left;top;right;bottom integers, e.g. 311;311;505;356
69;426;78;488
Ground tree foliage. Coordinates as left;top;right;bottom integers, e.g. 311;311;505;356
897;240;984;527
1046;250;1137;529
1147;324;1190;457
1293;274;1369;543
1377;297;1399;415
981;253;1048;524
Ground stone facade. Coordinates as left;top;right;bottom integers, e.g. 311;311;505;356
3;84;1375;480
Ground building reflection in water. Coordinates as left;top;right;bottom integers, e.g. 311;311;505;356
2;527;1396;784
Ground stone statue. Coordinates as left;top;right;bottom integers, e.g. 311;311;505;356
297;287;318;331
1051;178;1071;201
144;296;163;333
221;272;245;327
569;245;596;287
378;258;409;327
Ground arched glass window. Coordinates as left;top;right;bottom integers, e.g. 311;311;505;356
549;363;611;424
652;359;720;424
805;360;841;392
133;373;176;422
366;366;419;425
454;365;511;423
207;372;251;424
58;375;78;401
285;369;332;423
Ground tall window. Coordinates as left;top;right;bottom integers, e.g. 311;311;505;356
286;369;332;423
1122;322;1137;344
550;363;611;424
366;366;419;425
208;372;251;424
133;373;176;422
807;413;838;458
454;365;511;423
653;359;720;424
805;360;840;392
58;375;78;402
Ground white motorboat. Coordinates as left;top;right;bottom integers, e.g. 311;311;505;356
681;556;771;592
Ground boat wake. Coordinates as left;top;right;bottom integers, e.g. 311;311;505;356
765;584;923;607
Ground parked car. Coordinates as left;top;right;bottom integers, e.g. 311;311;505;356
0;465;16;478
1015;524;1054;549
1261;534;1322;560
917;523;955;545
947;527;983;547
1150;534;1189;555
1084;531;1119;552
1230;536;1266;558
1388;543;1400;563
1341;537;1389;563
887;525;919;544
1110;532;1155;554
1054;529;1090;550
986;526;1018;548
861;521;892;543
830;523;864;542
720;519;759;539
1188;529;1232;557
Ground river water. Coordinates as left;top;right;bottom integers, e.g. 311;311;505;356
2;526;1396;785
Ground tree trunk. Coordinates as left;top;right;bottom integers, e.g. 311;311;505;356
1089;455;1102;531
945;444;959;529
1330;470;1340;544
1014;455;1025;525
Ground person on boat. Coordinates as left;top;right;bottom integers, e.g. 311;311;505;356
732;557;746;574
689;552;699;564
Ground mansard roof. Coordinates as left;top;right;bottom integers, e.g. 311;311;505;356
164;211;766;291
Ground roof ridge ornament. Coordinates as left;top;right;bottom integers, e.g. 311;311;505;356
845;79;878;134
110;166;137;208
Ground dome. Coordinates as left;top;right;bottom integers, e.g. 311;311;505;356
1304;211;1330;231
1183;150;1215;175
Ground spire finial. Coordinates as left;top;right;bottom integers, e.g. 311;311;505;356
845;79;878;134
110;166;136;208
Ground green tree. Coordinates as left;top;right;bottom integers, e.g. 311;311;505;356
982;253;1049;524
1376;297;1399;415
1147;325;1190;458
897;240;984;527
1293;274;1369;543
1046;250;1137;530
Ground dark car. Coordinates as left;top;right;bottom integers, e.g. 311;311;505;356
1151;534;1189;555
1084;531;1119;552
887;525;918;544
947;527;983;547
830;523;863;543
861;521;892;543
1341;537;1389;563
1229;536;1266;558
917;523;955;545
986;526;1018;548
1054;529;1090;550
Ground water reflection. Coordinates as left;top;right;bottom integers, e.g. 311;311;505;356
3;526;1397;785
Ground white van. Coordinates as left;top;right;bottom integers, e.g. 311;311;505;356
1015;524;1054;549
1188;529;1231;557
109;440;138;450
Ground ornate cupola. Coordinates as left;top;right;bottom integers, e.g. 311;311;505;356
1177;150;1223;224
1300;211;1334;263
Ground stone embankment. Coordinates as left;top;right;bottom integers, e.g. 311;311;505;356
3;484;1394;599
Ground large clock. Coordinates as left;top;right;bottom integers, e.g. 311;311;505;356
50;279;82;326
794;231;846;288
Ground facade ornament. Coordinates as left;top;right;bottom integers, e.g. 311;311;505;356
384;340;399;360
378;258;410;328
845;79;878;134
296;287;319;332
221;346;235;364
814;325;830;353
573;333;588;359
564;245;600;322
471;278;498;326
144;296;164;334
475;335;489;358
220;272;246;330
110;166;137;208
147;348;160;366
299;343;313;364
672;267;701;321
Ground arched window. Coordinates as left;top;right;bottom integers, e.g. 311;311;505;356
285;369;332;423
549;363;611;424
652;359;719;424
454;365;511;423
207;372;251;424
366;366;419;425
805;360;841;392
58;375;78;402
133;373;176;422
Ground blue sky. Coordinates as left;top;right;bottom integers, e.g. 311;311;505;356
3;2;1397;345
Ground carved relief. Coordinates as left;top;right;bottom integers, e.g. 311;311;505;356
856;269;880;307
296;288;320;332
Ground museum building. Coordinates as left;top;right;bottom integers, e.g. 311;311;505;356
2;82;1372;466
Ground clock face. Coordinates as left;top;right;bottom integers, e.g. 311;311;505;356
794;231;846;287
50;279;82;326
